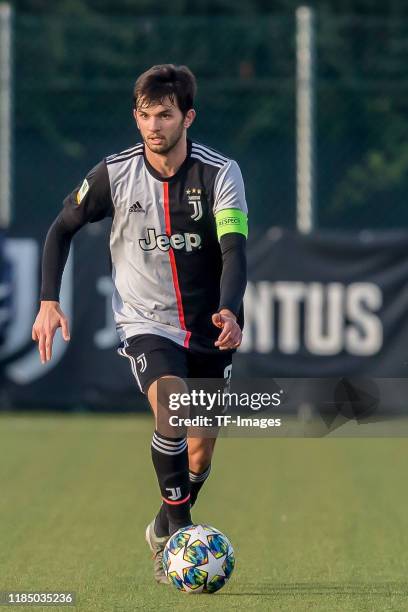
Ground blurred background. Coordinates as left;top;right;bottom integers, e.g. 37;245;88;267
2;0;408;409
3;8;408;609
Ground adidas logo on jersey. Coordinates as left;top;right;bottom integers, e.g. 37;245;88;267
129;201;144;213
139;228;202;252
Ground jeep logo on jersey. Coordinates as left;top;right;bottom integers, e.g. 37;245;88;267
139;228;202;252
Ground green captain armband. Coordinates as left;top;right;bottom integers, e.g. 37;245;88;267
215;208;248;240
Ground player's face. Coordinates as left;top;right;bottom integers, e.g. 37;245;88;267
134;98;195;155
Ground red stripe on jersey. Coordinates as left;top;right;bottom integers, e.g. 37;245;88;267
163;182;190;348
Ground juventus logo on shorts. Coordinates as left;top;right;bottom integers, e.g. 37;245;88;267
136;353;147;373
222;364;233;413
224;364;232;383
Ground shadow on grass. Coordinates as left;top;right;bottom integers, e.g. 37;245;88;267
220;582;408;597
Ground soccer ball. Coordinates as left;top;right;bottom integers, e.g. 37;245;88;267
162;524;235;593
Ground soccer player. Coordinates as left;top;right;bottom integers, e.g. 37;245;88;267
32;64;248;584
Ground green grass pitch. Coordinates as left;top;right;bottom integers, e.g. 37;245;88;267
1;414;408;611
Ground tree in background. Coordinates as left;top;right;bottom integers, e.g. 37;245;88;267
10;0;408;228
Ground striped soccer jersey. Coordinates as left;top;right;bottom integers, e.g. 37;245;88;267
63;139;248;352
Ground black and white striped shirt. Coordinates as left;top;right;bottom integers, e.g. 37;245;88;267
42;139;248;352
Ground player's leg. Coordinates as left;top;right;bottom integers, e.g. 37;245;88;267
152;432;217;535
118;334;192;584
119;334;192;534
185;351;233;510
188;436;216;507
147;375;192;536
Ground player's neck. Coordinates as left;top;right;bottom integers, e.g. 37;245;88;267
144;137;188;178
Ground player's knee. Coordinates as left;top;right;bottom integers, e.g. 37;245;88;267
150;375;189;436
148;375;187;411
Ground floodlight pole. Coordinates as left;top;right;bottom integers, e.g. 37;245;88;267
0;2;12;228
296;6;316;234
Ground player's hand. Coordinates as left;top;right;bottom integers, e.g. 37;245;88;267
32;301;70;364
212;309;242;350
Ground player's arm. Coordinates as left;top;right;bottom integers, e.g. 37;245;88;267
32;161;113;363
212;159;248;350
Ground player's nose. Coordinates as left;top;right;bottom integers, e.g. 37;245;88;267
149;117;162;131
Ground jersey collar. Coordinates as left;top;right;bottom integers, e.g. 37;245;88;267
143;139;192;182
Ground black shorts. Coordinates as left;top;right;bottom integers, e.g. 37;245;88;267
117;333;233;394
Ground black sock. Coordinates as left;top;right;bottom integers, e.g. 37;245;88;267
151;430;191;536
189;464;211;507
153;462;213;536
154;463;213;536
154;504;169;538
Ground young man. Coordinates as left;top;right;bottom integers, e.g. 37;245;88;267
32;64;248;584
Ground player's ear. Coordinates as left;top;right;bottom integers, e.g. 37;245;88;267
133;108;140;129
184;109;196;129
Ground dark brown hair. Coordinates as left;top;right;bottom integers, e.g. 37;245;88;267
133;64;197;115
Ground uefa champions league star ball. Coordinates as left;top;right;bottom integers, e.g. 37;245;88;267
163;524;235;593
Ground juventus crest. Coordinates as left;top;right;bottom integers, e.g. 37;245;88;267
186;188;203;221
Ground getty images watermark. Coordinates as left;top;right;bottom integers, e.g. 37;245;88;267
167;388;283;429
157;377;408;438
156;378;285;437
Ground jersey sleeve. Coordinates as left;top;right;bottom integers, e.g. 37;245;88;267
40;160;113;301
62;159;114;225
218;233;247;317
213;159;248;240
